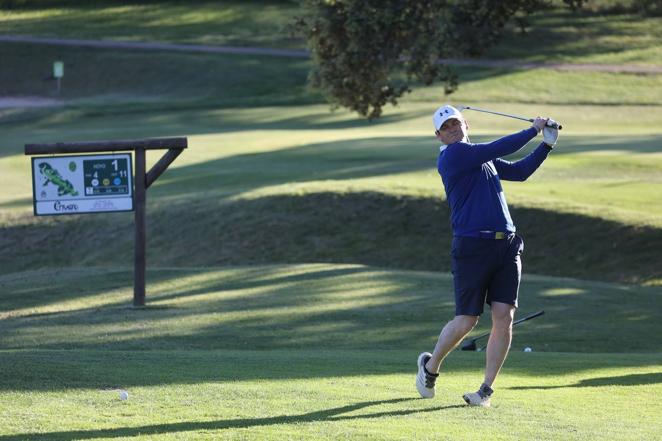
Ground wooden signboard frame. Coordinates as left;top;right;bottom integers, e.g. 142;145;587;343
25;137;188;307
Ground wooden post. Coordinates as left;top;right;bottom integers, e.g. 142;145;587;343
146;148;183;189
25;137;187;155
133;147;147;307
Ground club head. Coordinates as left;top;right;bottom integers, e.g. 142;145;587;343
460;340;477;351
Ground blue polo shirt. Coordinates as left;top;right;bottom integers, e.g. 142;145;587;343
437;127;551;237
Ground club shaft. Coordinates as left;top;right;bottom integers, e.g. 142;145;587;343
463;106;562;130
471;310;545;342
465;106;532;123
513;310;544;324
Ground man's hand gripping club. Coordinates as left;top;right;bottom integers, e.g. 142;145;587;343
532;117;560;148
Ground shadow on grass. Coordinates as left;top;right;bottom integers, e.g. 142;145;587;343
510;372;662;390
1;348;662;394
0;197;32;209
4;98;660;162
3;191;660;285
0;264;448;353
0;191;660;357
489;9;660;63
0;397;464;440
0;261;660;355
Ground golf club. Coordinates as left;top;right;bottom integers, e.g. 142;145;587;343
461;106;562;130
460;310;545;351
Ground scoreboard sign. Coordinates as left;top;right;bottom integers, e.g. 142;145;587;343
31;153;133;215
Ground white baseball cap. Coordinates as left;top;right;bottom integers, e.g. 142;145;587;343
433;104;464;131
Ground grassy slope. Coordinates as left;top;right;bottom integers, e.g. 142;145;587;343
2;44;661;116
1;103;661;284
0;43;318;108
0;0;302;48
487;7;662;66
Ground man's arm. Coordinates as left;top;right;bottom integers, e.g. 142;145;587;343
445;127;538;173
494;143;552;182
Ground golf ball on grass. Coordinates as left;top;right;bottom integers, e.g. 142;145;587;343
119;390;129;401
523;347;532;352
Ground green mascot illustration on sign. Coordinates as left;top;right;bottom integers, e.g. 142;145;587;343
38;162;79;196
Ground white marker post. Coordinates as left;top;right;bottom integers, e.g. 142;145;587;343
53;61;64;94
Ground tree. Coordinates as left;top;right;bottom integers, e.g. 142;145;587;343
293;0;549;118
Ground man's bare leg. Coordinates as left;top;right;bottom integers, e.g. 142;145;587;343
462;302;515;406
484;302;515;386
425;315;479;374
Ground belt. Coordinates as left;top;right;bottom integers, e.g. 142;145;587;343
478;231;514;240
453;231;514;240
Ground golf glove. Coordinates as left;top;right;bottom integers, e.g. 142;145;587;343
543;119;559;147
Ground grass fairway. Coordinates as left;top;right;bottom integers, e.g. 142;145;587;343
1;350;660;441
1;265;661;440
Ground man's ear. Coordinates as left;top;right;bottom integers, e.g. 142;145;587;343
464;120;469;130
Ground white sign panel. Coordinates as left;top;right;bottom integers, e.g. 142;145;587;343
53;61;64;78
32;154;133;216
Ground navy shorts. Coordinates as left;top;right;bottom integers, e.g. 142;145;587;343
451;234;524;316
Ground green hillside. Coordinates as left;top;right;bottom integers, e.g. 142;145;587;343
2;103;661;284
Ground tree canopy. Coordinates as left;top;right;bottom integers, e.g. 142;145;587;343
293;0;559;118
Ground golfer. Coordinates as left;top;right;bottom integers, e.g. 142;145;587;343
416;104;559;407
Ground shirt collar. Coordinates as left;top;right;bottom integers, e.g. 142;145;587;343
440;136;469;152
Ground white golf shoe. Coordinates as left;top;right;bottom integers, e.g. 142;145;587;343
416;352;438;398
462;391;491;407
